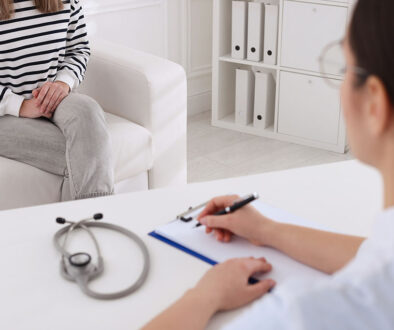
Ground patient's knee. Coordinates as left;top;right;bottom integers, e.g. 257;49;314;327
69;94;105;123
55;94;110;148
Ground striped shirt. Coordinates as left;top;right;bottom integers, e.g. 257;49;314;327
0;0;90;117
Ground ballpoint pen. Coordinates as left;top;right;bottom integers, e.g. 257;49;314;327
195;193;259;228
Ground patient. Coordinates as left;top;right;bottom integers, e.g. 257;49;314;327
0;0;114;201
144;0;394;328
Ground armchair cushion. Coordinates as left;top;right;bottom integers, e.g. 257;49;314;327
0;112;153;210
79;39;187;189
106;112;153;182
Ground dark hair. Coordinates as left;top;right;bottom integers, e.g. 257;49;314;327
349;0;394;104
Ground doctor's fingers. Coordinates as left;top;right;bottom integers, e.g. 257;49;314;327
197;195;241;220
241;258;273;275
246;279;276;302
200;213;236;231
208;228;232;242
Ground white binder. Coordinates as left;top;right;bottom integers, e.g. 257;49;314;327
247;2;265;62
253;71;275;129
235;69;255;126
231;1;248;60
263;4;279;65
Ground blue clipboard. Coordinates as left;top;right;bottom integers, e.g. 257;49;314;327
148;231;259;284
148;231;218;265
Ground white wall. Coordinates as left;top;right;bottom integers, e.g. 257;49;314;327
84;0;213;116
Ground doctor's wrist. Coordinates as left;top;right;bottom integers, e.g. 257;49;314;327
258;219;283;247
185;288;220;316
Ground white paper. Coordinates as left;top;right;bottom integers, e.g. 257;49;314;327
155;201;330;284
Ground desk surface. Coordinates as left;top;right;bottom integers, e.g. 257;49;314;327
0;160;382;330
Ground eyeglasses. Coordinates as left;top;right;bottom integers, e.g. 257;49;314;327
318;40;369;88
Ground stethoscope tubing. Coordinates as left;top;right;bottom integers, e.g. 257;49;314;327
54;220;150;300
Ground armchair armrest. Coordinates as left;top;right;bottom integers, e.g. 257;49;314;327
78;39;187;189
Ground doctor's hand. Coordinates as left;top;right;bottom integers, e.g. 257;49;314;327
197;195;276;246
193;257;276;312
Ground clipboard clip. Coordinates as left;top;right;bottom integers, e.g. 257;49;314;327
175;195;250;223
176;201;209;222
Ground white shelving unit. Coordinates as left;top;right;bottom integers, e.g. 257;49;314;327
212;0;352;153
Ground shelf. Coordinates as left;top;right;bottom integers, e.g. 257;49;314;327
214;113;276;136
219;54;344;80
280;66;344;80
219;54;279;70
213;113;344;153
212;0;348;153
217;112;235;124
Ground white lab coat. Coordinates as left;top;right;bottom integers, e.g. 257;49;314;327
225;208;394;330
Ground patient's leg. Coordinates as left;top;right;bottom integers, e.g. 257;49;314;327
0;114;70;200
51;93;114;200
0;114;67;176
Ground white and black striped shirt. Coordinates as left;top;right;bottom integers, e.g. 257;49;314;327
0;0;90;117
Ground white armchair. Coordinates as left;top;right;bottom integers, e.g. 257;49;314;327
0;40;187;210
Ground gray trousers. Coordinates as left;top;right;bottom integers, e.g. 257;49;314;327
0;93;114;201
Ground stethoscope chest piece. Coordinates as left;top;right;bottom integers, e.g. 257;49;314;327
54;214;150;300
69;252;91;267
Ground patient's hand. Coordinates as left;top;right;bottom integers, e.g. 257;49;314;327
19;99;53;119
32;81;70;116
197;195;277;246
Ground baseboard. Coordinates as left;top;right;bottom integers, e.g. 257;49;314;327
188;91;212;117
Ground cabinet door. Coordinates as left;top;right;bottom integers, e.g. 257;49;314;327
281;1;347;73
322;0;349;3
278;71;341;145
321;0;348;3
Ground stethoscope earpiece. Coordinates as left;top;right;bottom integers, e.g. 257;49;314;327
56;217;66;224
93;213;103;220
55;214;103;225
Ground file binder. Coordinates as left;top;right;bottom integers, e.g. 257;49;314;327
263;4;279;65
235;69;255;126
232;1;248;60
254;71;276;129
247;2;265;62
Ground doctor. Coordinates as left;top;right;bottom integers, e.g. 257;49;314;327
144;0;394;328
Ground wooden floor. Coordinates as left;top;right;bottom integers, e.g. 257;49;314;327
187;111;354;183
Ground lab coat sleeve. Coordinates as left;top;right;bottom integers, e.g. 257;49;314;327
223;261;394;330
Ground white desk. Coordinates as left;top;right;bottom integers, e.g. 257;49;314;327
0;160;382;330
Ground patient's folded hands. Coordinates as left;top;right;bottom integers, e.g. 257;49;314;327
19;98;51;119
32;81;70;116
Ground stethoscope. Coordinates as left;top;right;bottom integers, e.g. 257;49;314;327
53;213;150;300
